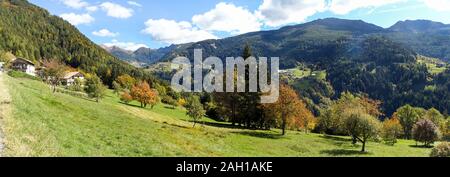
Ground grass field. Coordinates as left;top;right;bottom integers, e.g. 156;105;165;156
417;55;448;75
0;74;433;157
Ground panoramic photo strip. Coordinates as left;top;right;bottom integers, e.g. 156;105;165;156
0;0;449;175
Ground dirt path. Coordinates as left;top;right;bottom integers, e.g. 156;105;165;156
0;71;11;157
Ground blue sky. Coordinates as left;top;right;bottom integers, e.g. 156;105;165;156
30;0;450;50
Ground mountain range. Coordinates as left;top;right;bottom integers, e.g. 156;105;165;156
106;18;450;67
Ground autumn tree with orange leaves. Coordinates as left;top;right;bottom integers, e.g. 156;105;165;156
131;81;159;108
264;84;315;135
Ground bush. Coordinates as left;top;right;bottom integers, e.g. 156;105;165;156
412;119;442;147
430;142;450;157
381;118;403;145
161;95;177;108
120;92;133;104
55;87;88;98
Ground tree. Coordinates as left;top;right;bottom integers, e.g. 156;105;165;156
424;108;446;135
292;101;316;133
240;44;262;129
394;105;421;139
112;81;121;95
412;119;441;147
185;95;205;127
43;59;66;93
130;81;158;108
266;84;314;135
116;74;136;90
344;112;381;152
84;75;107;102
120;91;133;104
381;117;403;145
0;51;15;63
317;92;382;138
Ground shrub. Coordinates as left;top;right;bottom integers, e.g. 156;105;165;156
67;78;84;92
430;142;450;157
162;95;177;108
55;87;88;98
177;98;187;107
381;118;403;145
412;119;442;147
120;92;133;104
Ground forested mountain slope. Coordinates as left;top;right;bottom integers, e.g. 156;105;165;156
0;0;152;85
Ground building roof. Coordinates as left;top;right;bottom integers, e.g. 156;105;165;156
12;57;35;66
63;72;84;79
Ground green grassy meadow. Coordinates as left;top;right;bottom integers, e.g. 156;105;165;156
1;75;433;157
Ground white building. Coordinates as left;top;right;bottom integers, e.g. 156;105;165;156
62;72;85;86
11;58;36;76
0;62;4;72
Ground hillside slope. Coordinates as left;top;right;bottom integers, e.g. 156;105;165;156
0;0;150;85
0;75;432;157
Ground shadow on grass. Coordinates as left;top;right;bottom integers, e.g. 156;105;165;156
409;144;434;149
320;135;352;142
320;149;370;156
119;102;144;108
201;121;246;130
161;121;190;129
233;131;284;139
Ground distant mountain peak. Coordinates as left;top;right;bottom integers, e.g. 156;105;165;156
101;45;133;54
280;18;385;34
389;19;449;32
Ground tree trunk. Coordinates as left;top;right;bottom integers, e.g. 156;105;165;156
282;118;286;135
361;141;366;152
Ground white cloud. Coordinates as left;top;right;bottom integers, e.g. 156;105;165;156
420;0;450;11
192;2;261;34
256;0;327;27
142;19;218;44
127;1;142;7
92;29;119;37
60;0;89;9
100;2;133;19
86;6;98;12
59;13;94;26
103;39;148;51
329;0;405;15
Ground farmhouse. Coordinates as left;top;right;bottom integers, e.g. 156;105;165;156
62;71;85;86
11;57;36;76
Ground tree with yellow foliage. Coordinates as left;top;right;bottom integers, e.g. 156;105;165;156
381;117;403;145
